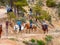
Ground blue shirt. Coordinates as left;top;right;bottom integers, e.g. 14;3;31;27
16;21;22;26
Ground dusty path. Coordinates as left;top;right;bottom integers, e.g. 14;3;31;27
0;39;18;45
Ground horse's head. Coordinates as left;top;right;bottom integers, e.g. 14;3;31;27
25;23;30;29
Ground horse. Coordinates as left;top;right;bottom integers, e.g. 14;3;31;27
25;23;37;33
14;24;19;34
41;24;48;34
25;23;30;33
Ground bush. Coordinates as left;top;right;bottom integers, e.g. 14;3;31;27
57;2;60;18
45;35;53;42
7;12;16;20
23;41;29;44
9;38;18;41
33;5;42;15
57;6;60;18
38;10;51;21
20;17;26;23
37;0;44;6
30;39;35;43
46;0;56;7
37;40;45;45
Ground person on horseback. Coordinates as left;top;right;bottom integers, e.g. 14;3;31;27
14;23;19;33
29;8;32;16
29;18;33;29
16;20;22;31
41;20;48;34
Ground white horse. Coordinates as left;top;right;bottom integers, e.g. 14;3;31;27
14;24;19;33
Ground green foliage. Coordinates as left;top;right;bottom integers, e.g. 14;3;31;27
33;5;42;15
46;0;56;7
30;39;35;43
38;10;51;21
9;38;15;40
58;7;60;17
36;0;44;6
57;2;60;8
0;0;5;6
14;0;28;6
7;12;16;20
57;3;60;18
14;0;28;13
23;41;29;44
9;38;18;41
45;35;53;42
33;4;51;21
37;40;45;45
20;17;26;23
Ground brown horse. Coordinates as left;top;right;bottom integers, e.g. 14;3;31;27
25;23;30;33
25;23;37;33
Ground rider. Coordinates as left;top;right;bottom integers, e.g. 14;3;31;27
29;8;32;16
16;20;22;31
29;18;33;29
41;20;48;33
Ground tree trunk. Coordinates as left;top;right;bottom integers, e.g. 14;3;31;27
16;6;19;15
10;0;13;9
14;5;17;15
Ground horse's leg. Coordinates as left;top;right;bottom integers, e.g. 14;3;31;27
26;29;27;33
32;29;34;32
17;30;19;33
25;28;28;33
29;29;30;33
34;27;37;33
46;29;48;33
21;30;22;34
0;34;1;38
44;31;45;34
43;30;46;34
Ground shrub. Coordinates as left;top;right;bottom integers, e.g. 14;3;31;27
45;35;53;42
7;12;16;21
37;40;45;45
9;38;18;41
57;3;60;18
23;41;29;44
46;0;56;7
30;39;35;43
37;0;44;6
38;10;51;21
20;17;26;23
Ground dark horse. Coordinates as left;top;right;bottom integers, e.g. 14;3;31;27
42;24;48;34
